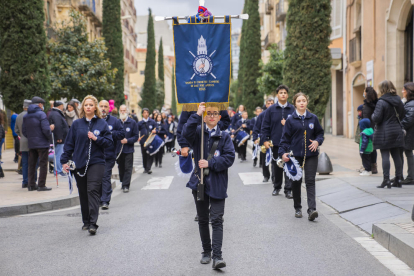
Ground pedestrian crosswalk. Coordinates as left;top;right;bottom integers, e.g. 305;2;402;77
238;172;270;185
142;176;174;190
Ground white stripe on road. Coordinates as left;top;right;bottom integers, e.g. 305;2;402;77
238;172;270;185
141;176;174;190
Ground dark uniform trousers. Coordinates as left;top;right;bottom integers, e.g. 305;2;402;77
192;190;225;259
271;146;292;193
117;152;134;188
100;158;116;204
239;143;247;160
291;155;318;212
28;148;48;188
141;146;153;171
155;146;164;165
74;164;105;228
260;151;270;178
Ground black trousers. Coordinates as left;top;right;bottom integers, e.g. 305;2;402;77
239;143;247;160
13;135;20;156
155;147;164;165
380;148;403;179
192;190;225;259
117;152;134;188
28;148;48;188
74;164;105;228
271;146;292;192
100;158;116;204
260;151;270;178
141;146;153;171
292;155;318;212
360;153;372;171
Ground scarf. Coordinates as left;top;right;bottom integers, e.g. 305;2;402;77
66;110;77;119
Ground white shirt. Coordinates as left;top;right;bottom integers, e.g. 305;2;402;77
143;118;149;122
278;102;288;108
86;115;96;122
296;110;307;118
206;125;218;133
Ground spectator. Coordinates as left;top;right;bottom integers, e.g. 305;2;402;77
10;111;19;163
49;101;69;176
362;87;379;174
130;109;139;122
372;80;405;189
71;99;80;110
15;100;32;187
65;101;79;128
111;107;118;118
0;112;5;178
400;82;414;185
359;118;374;176
0;107;7;159
22;96;53;191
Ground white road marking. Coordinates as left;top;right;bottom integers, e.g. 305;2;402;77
238;172;269;185
142;176;174;190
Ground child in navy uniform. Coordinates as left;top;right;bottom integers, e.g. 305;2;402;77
359;118;374;176
182;102;235;270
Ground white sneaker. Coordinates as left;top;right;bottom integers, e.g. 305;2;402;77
360;170;372;176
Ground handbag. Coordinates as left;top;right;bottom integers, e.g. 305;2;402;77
393;107;407;137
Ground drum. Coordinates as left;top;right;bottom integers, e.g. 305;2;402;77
146;134;165;156
165;131;174;143
235;130;250;147
144;133;156;148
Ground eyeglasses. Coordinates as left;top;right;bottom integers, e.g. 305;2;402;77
206;112;220;117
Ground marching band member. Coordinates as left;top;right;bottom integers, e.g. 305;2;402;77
253;97;275;182
234;111;250;161
154;114;168;168
61;95;113;235
116;105;139;193
99;100;125;209
262;85;295;198
182;103;235;269
279;93;324;221
138;108;157;174
231;105;244;159
250;107;262;167
165;115;175;152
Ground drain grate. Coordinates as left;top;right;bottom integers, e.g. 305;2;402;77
395;223;414;234
67;212;109;217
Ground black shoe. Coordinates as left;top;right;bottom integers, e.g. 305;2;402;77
200;252;212;264
28;185;38;191
159;164;162;168
285;191;293;199
194;215;199;221
253;159;257;167
308;209;318;221
17;169;22;175
102;203;109;210
13;158;18;163
0;168;3;178
391;177;402;188
272;188;280;196
88;225;97;235
212;258;226;270
22;184;28;188
147;170;152;174
38;186;52;191
82;224;89;230
401;178;414;185
377;178;392;189
390;177;395;183
295;209;303;218
123;187;129;193
263;177;269;183
155;163;158;167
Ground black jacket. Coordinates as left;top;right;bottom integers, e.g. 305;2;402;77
22;105;51;149
48;108;69;144
362;99;377;129
402;99;414;151
372;93;405;150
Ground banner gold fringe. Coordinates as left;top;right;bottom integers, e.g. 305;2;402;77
179;102;229;112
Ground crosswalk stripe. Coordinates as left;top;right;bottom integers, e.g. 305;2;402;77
141;176;174;190
238;172;270;185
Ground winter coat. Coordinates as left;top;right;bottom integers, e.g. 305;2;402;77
116;117;138;154
22;105;51;149
235;118;250;133
362;99;378;129
278;111;325;158
359;118;374;154
65;110;78;127
14;111;29;152
230;112;242;130
0;124;5;141
104;114;125;160
261;102;296;146
48;108;69;144
249;117;257;133
182;114;235;199
177;110;230;148
10;113;18;137
401;99;414;151
155;121;168;139
61;116;113;168
371;93;405;150
252;110;267;146
138;118;157;147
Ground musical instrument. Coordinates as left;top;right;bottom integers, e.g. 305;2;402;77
277;151;294;168
146;134;165;156
171;148;193;157
234;130;250;147
260;140;273;154
144;133;156;148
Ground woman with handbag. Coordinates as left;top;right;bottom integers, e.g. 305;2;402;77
372;80;405;188
362;87;379;174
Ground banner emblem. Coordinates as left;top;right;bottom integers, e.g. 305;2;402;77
190;35;215;79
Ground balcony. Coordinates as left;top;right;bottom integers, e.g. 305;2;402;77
349;37;361;67
79;0;102;27
265;0;273;15
276;0;288;22
264;31;276;50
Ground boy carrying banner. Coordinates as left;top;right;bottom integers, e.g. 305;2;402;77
182;102;235;270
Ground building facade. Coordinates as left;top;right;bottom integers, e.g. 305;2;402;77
232;29;241;79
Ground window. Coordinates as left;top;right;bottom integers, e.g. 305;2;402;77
140;71;145;75
330;0;342;39
46;1;51;26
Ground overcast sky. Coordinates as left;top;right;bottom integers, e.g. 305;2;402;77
134;0;244;30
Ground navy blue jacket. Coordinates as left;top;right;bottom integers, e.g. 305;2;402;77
278;111;325;158
116;117;138;154
235;118;251;133
177;110;231;148
261;102;296;146
22;105;51;149
182;114;235;199
61;116;113;168
155;121;167;138
104;115;125;160
138;118;157;146
253;110;267;146
230;112;242;130
249;117;257;133
48;108;69;144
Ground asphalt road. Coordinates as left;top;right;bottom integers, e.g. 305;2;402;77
0;147;393;276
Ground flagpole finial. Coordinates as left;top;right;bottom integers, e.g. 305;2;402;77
199;0;205;7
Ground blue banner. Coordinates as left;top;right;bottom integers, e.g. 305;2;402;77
173;16;231;110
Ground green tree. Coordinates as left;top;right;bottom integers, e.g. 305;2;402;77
103;0;124;105
139;9;157;111
171;65;177;115
229;80;239;108
0;0;51;113
284;0;332;118
156;38;165;110
257;45;284;97
48;10;116;101
241;0;262;114
236;2;248;108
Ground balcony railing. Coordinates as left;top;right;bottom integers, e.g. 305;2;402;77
265;0;273;15
349;37;361;65
79;0;96;13
276;0;287;21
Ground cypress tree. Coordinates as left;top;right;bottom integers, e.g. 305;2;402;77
241;0;262;114
139;9;157;111
236;2;248;108
257;45;284;97
103;0;124;105
171;66;177;115
156;38;165;110
0;0;51;113
284;0;332;118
